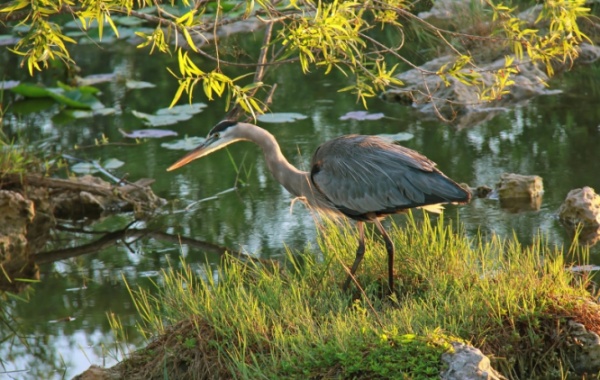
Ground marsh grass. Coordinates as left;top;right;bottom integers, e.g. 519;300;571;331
0;141;38;177
112;213;598;379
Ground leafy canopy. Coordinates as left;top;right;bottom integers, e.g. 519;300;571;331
0;0;591;116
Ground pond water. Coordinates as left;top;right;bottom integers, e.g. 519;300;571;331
1;31;600;379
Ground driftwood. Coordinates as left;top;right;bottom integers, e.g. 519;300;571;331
2;173;165;220
3;173;155;198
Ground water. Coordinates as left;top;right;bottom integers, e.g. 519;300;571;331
1;36;600;378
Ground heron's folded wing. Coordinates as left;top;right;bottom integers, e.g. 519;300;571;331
310;136;467;217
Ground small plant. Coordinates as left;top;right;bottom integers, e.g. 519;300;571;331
0;140;39;177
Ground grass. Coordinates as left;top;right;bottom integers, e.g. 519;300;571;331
0;137;54;178
110;213;598;379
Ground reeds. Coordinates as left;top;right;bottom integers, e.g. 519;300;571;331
112;212;596;379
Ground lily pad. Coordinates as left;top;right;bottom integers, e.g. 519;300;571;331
377;132;414;142
103;158;125;170
71;158;124;174
0;35;19;46
339;111;385;121
161;136;205;151
114;16;146;27
0;80;20;90
70;162;94;173
11;99;56;114
257;112;308;123
64;19;97;29
65;31;88;39
10;82;103;110
132;110;193;127
78;73;118;86
58;81;101;95
126;80;156;90
132;103;206;127
61;107;117;119
156;103;207;116
206;1;238;13
10;83;53;98
120;129;178;139
93;107;118;116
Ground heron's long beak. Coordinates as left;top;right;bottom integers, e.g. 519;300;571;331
166;135;219;172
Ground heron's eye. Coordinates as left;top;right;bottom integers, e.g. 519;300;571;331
213;132;220;139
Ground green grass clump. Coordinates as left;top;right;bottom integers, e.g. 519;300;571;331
0;139;45;177
112;213;597;380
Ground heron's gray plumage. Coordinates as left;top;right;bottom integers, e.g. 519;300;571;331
167;120;471;293
310;135;468;220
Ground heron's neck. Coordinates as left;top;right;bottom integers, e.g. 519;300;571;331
241;125;308;197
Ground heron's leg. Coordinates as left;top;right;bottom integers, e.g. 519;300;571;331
342;221;365;291
374;219;395;293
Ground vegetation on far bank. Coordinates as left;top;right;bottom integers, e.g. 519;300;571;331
108;213;599;379
0;0;593;118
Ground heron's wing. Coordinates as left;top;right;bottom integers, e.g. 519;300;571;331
310;135;469;218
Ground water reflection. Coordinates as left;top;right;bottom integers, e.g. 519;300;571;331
1;37;600;378
498;196;543;213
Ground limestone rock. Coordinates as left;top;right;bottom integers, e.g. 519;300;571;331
566;320;600;374
464;185;492;199
441;342;506;380
383;0;600;129
419;0;486;20
0;190;34;239
0;190;39;293
559;187;600;227
496;173;544;199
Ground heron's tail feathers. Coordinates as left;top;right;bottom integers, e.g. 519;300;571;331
419;203;445;214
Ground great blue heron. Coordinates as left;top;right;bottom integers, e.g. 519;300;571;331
167;120;471;292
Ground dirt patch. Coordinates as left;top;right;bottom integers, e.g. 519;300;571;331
100;318;237;380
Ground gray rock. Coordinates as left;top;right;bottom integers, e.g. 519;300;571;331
441;342;506;380
559;187;600;226
382;54;560;128
384;0;600;128
0;190;38;293
496;173;544;200
566;320;600;374
418;0;487;20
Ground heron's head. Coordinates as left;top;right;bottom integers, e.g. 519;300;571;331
167;120;245;171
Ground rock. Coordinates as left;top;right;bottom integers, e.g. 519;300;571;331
0;190;39;293
23;186;56;252
0;190;34;239
465;185;493;199
566;320;600;374
382;54;560;128
565;225;600;247
383;0;600;128
419;0;486;21
559;187;600;227
441;342;506;380
496;173;544;199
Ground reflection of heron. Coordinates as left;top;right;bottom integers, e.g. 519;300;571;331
168;120;471;292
